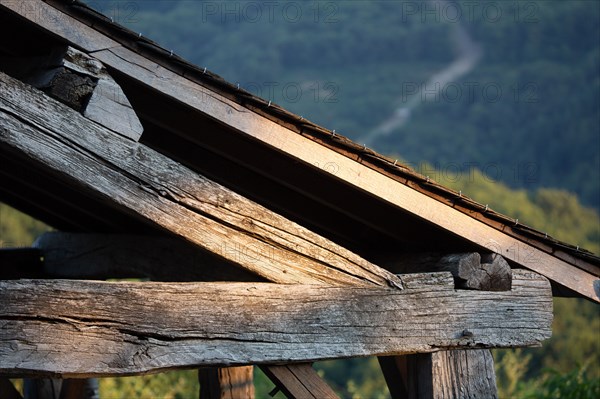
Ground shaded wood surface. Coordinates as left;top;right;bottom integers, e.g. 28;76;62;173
92;43;598;301
25;46;143;140
0;270;552;377
0;378;23;399
198;367;254;399
380;252;512;291
0;71;402;289
378;356;409;399
1;0;598;301
33;233;259;282
260;364;339;399
429;350;497;399
379;350;497;399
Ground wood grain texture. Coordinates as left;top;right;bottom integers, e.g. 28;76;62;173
88;45;597;301
0;71;402;289
198;367;254;399
380;350;497;399
429;350;497;399
380;252;512;291
260;364;339;399
25;46;143;140
33;233;259;282
0;270;552;377
1;0;597;300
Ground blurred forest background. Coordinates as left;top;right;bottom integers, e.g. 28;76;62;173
2;0;599;398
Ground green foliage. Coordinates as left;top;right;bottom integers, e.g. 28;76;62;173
99;370;198;399
314;358;390;399
532;365;600;399
0;203;51;247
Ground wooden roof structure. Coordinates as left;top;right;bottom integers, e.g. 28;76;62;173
0;1;598;398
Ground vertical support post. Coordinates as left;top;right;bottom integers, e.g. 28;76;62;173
198;366;255;399
379;350;498;399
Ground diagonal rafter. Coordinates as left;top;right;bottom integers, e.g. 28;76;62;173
0;71;402;289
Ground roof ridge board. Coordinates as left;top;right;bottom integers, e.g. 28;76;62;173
42;0;599;266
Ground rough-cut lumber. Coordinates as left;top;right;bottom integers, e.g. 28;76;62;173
383;351;498;399
260;364;339;399
0;71;402;289
429;350;497;399
198;367;254;399
0;270;552;377
0;1;119;52
24;46;143;140
33;233;259;282
0;378;22;399
91;39;597;301
1;0;597;302
378;356;409;398
380;252;512;291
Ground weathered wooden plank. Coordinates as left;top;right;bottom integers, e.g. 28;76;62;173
0;71;402;289
198;367;254;399
23;46;143;140
1;0;597;300
378;356;409;398
379;252;512;291
0;1;119;52
387;350;498;399
429;350;497;399
0;270;552;377
22;378;98;399
33;233;259;282
89;45;598;301
0;378;22;399
260;364;339;399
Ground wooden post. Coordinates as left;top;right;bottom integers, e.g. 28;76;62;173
380;351;497;399
198;367;254;399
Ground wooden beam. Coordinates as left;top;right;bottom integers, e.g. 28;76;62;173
0;378;23;399
381;350;498;399
90;41;598;300
33;232;259;282
0;270;552;377
1;0;597;300
198;367;254;399
378;356;409;398
379;252;512;291
0;71;402;289
260;364;339;399
13;46;144;140
0;1;119;52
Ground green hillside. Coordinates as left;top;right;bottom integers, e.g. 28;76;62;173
89;0;600;209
